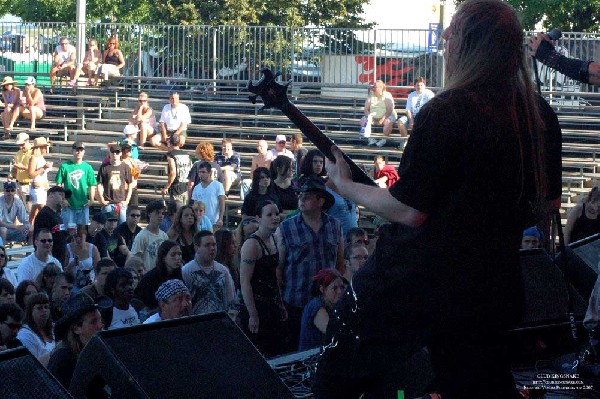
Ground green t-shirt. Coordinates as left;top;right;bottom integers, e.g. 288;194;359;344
55;161;98;209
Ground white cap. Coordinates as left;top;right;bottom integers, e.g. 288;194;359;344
123;124;139;136
25;76;36;85
275;134;287;143
15;132;29;144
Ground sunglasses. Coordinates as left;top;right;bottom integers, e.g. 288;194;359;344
39;239;53;243
111;150;121;154
4;189;15;193
108;42;116;46
74;147;85;152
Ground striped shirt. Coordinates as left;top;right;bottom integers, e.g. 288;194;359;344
279;212;341;307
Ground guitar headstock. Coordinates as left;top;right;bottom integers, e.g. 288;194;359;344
247;68;291;112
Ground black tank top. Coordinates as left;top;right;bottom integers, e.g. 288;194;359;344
571;203;600;242
104;52;120;65
247;233;280;306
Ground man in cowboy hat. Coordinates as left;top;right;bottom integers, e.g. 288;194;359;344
47;293;104;389
11;132;32;210
276;177;344;351
143;279;192;324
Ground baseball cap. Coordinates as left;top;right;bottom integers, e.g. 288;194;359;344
104;211;118;221
72;141;85;149
91;213;107;224
123;125;139;136
25;77;36;85
275;135;287;143
15;133;29;145
3;182;17;190
108;144;121;153
47;185;72;198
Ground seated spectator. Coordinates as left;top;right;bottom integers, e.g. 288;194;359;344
565;187;600;244
121;126;140;159
291;133;308;176
48;294;103;388
27;137;52;225
15;280;38;311
398;77;435;138
131;200;169;271
239;200;286;357
298;269;345;350
270;156;297;213
99;36;125;80
18;228;63;282
121;142;143;206
143;279;192;324
79;258;116;301
50;37;76;89
192;201;213;232
129;92;156;147
182;231;236;316
0;278;15;305
162;135;192;203
135;240;183;310
66;226;101;289
160;199;181;233
0;303;23;351
115;206;143;261
241;167;279;219
187;142;224;199
87;212;107;258
190;162;226;230
103;268;140;330
70;38;102;87
100;211;127;262
167;205;198;264
1;77;21;138
12;133;32;208
50;272;74;321
269;135;294;161
0;245;16;286
215;228;239;290
362;80;397;147
240;139;274;200
155;92;191;150
215;138;242;195
521;226;543;250
342;243;369;282
19;77;46;132
373;155;399;188
35;263;61;298
17;292;55;365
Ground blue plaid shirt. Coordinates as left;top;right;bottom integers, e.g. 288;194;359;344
280;212;341;307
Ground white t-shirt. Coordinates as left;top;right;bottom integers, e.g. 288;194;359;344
17;253;63;282
131;228;168;271
108;305;140;330
269;148;294;160
405;89;435;117
159;103;192;131
54;44;76;65
1;267;17;287
143;313;162;324
17;325;55;359
191;181;225;224
182;259;236;316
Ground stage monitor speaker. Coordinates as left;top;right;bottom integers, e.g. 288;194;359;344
518;248;587;327
564;233;600;301
0;347;72;398
70;312;294;398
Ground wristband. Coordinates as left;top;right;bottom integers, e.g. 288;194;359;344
535;40;591;84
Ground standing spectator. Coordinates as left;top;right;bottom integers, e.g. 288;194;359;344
49;37;76;89
0;279;15;304
240;200;286;357
15;280;38;314
162;134;192;203
397;77;435;138
167;205;198;264
86;212;107;258
27;137;52;225
241;167;279;219
187;142;224;198
291;133;308;176
373;155;399;188
270;156;297;213
214;228;239;290
564;187;600;244
96;143;133;223
342;243;368;282
18;77;45;132
48;294;104;388
215;138;241;195
65;226;100;289
160;199;181;233
69;38;102;87
1;76;21;138
241;139;273;200
131;200;169;271
182;231;236;316
49;272;74;321
276;178;343;351
101;211;127;264
17;229;63;282
34;186;70;266
0;181;30;244
143;279;192;324
269;135;294;160
192;201;213;232
103;268;140;330
129;92;156;147
0;303;23;351
135;240;184;310
362;80;396;147
0;246;16;288
114;205;142;260
17;293;55;364
12;133;32;210
190;162;225;230
125;256;145;281
79;258;116;301
56;141;97;227
155;92;191;149
120;142;141;206
99;36;125;80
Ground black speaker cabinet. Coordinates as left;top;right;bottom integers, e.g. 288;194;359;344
565;233;600;301
70;312;293;398
0;347;72;398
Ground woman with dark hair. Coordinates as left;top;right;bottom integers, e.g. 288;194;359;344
35;263;61;297
0;278;15;305
17;292;55;364
269;156;297;212
66;225;100;289
135;240;183;309
214;229;239;290
241;167;279;219
299;149;326;178
104;268;139;330
0;245;16;286
167;205;198;263
15;280;38;310
48;294;104;388
564;187;600;244
240;200;286;357
100;36;125;80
